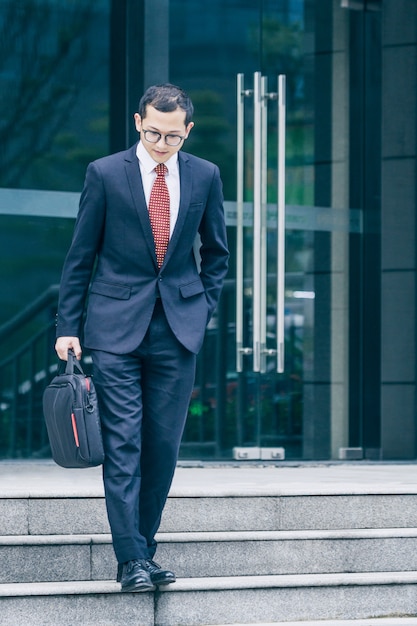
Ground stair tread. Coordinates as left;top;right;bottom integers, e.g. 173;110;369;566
216;617;417;626
0;533;111;545
0;580;120;596
2;571;417;597
3;527;417;544
163;570;417;591
2;462;417;499
158;527;417;541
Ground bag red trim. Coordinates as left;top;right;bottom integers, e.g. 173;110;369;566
71;413;80;447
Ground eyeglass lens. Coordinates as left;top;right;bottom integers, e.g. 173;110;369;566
143;130;183;146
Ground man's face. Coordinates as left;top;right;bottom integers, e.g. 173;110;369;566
134;105;194;163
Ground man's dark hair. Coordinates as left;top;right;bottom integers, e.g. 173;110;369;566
138;84;194;125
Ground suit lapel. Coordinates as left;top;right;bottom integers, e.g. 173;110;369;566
124;146;193;270
163;152;192;266
124;145;158;267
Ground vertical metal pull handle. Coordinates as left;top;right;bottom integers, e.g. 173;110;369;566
252;71;262;373
260;76;268;374
236;72;286;374
236;73;245;373
276;75;286;373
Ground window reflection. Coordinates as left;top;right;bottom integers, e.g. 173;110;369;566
0;0;109;192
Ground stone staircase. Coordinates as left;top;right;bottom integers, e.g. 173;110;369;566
0;462;417;625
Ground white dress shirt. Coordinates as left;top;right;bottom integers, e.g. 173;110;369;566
136;141;180;237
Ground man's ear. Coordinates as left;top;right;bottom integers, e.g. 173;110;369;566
134;113;142;133
185;121;194;138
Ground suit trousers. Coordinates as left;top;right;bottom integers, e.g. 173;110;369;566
90;299;196;564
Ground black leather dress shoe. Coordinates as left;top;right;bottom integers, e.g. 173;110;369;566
145;559;176;586
118;559;156;592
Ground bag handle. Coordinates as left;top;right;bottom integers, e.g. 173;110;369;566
64;349;86;376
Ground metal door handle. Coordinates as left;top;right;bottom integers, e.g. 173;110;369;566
276;75;286;373
253;71;262;373
236;73;245;373
236;74;253;372
236;72;286;374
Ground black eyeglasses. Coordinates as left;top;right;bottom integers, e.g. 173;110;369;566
142;129;185;147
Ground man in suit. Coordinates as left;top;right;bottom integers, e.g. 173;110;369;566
55;84;229;592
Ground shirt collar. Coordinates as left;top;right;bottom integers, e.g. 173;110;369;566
136;141;178;175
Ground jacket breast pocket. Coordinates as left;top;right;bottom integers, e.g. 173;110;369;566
89;280;131;300
188;201;204;213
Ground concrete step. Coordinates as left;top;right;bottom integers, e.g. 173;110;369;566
157;528;417;579
2;463;417;623
0;572;416;625
214;621;417;626
3;528;417;584
3;462;417;537
4;492;417;536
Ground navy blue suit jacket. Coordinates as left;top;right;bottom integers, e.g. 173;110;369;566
56;144;229;354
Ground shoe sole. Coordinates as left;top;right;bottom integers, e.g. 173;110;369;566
153;577;176;586
121;582;156;593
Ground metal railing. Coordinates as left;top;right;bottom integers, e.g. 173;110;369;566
0;286;59;458
0;280;303;460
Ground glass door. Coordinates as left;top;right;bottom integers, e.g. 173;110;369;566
168;0;360;461
233;70;289;459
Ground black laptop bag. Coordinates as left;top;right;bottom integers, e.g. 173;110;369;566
43;350;104;468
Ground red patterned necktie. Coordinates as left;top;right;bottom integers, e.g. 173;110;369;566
148;163;170;268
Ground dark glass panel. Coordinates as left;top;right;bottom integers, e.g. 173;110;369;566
0;0;110;192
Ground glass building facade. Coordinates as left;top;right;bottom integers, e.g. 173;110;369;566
0;0;416;461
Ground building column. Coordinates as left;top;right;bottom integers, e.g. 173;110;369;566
380;0;417;458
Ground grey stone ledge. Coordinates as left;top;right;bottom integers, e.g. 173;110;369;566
3;527;417;547
0;580;120;597
0;533;112;546
211;617;417;626
3;571;417;598
3;462;417;499
159;571;417;592
157;527;417;543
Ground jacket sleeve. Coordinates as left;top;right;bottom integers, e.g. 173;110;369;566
56;162;106;338
197;164;229;320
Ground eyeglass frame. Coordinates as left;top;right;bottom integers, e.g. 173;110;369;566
141;128;186;147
